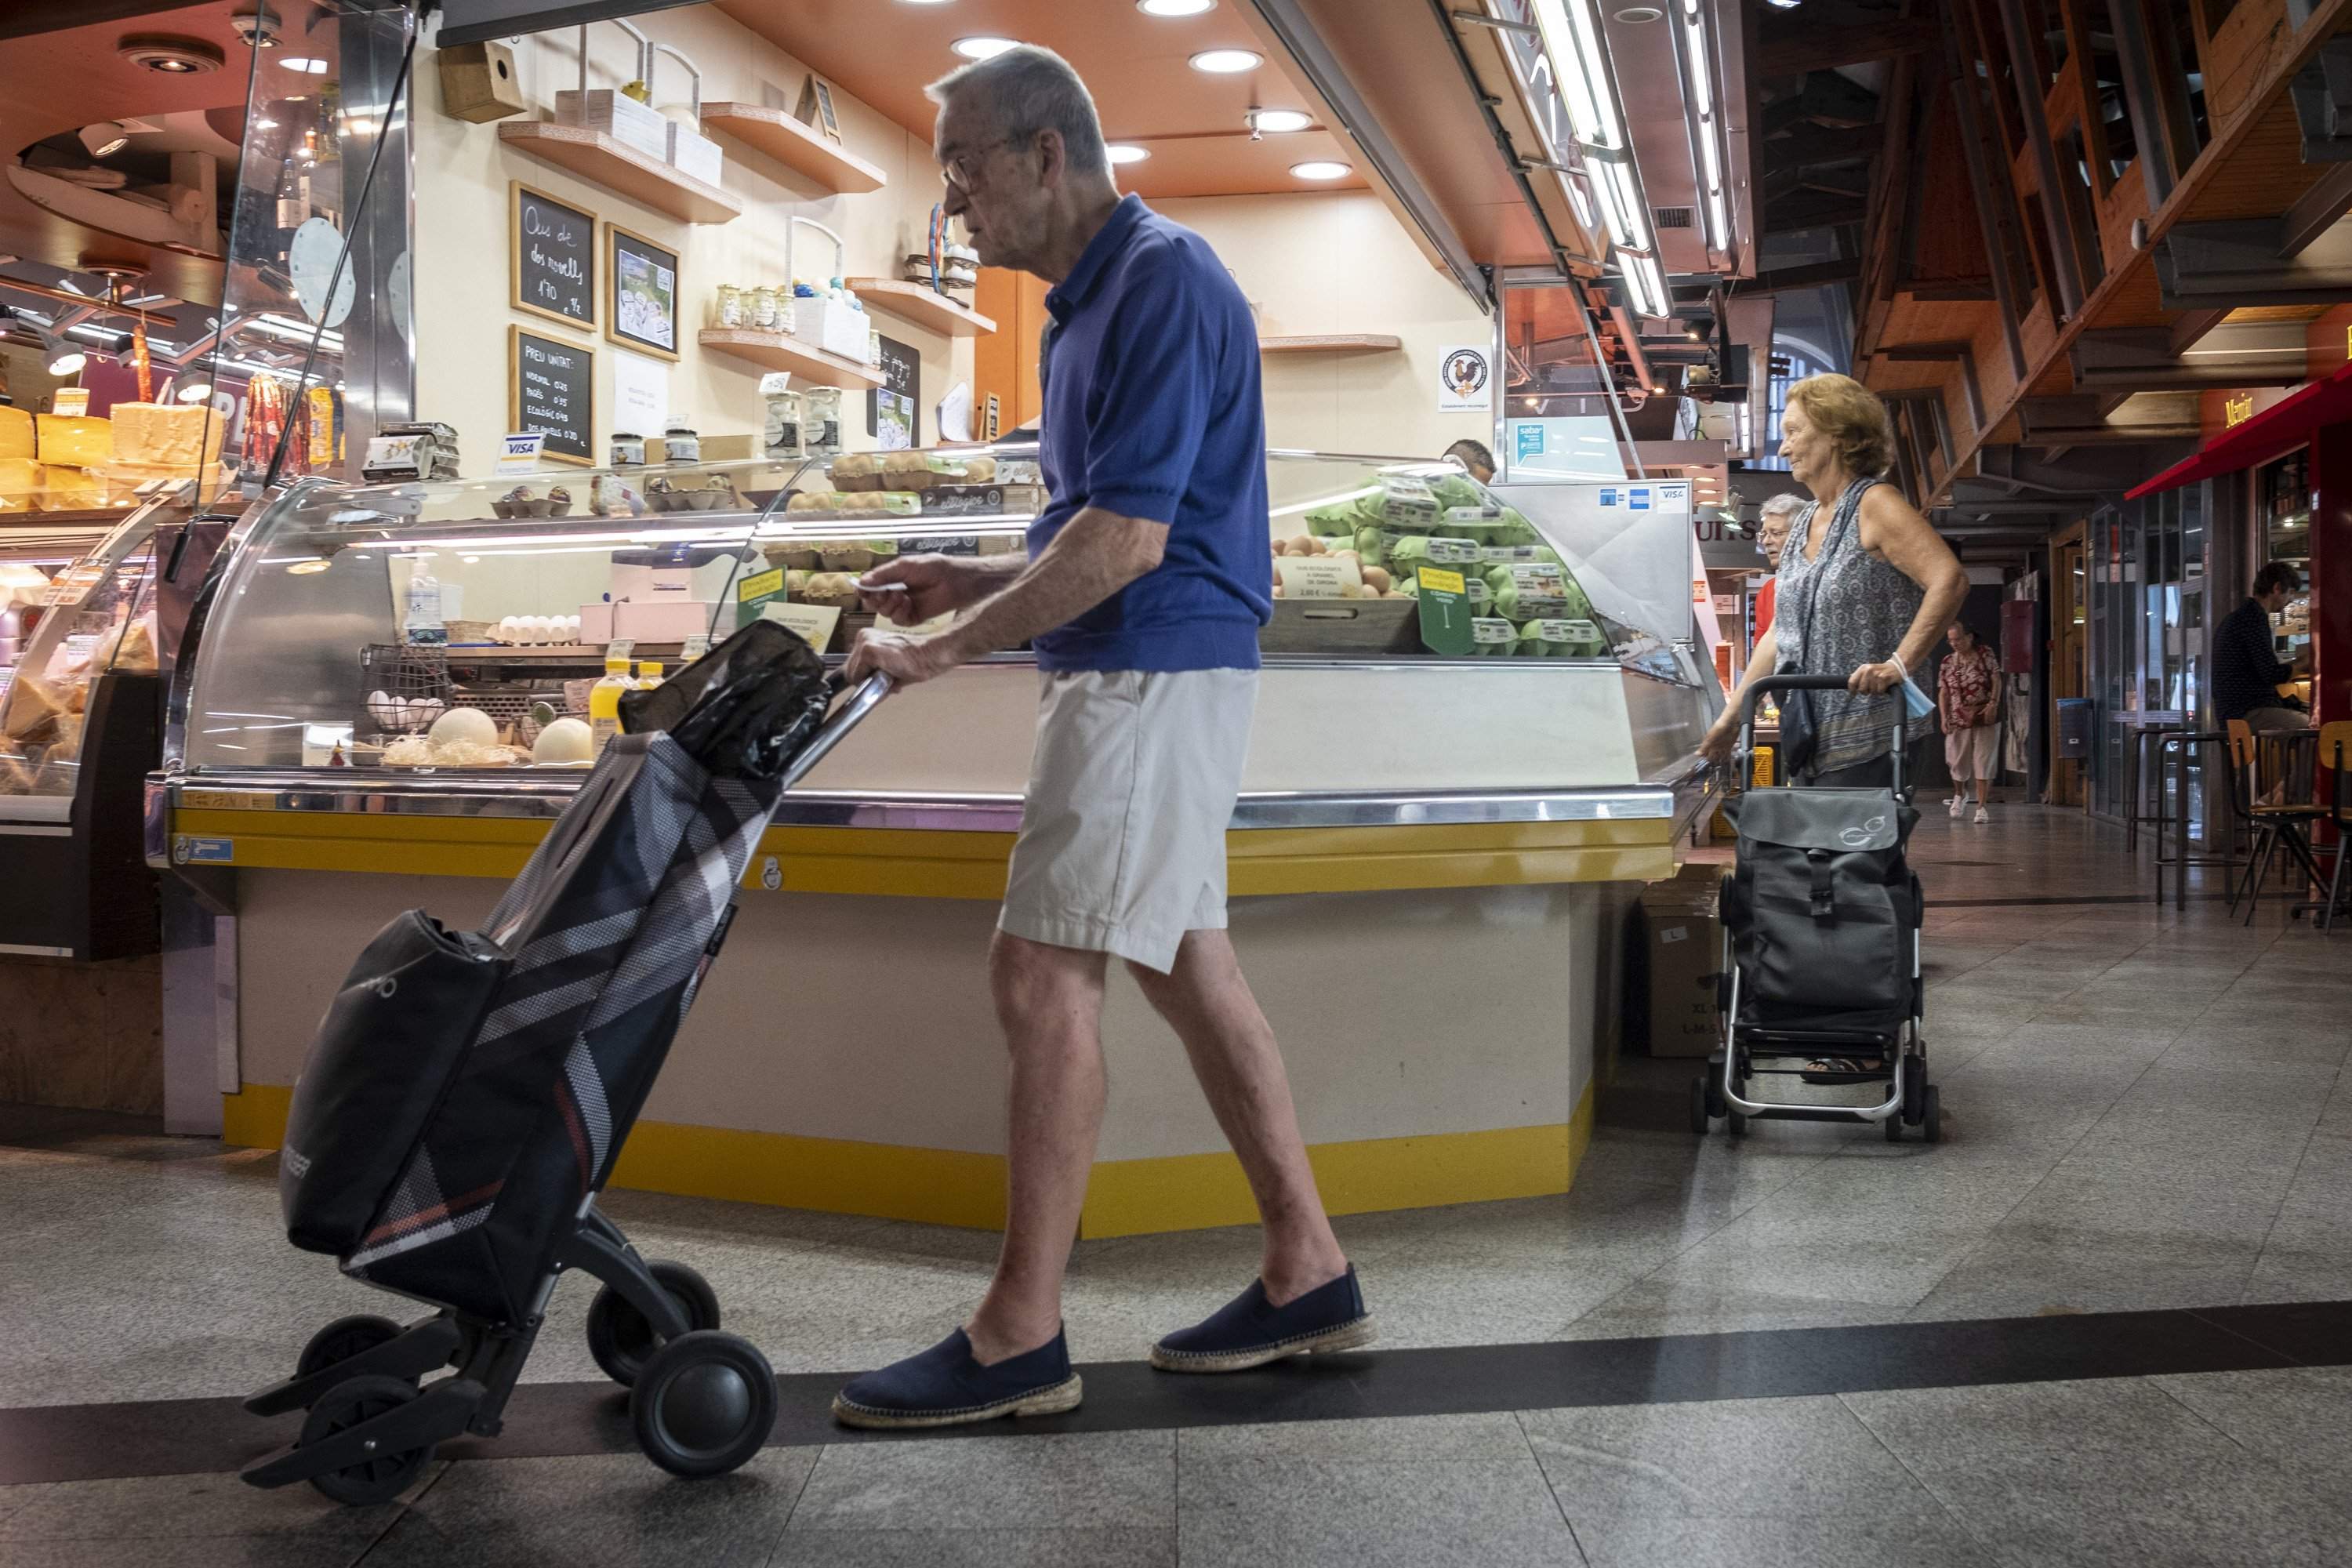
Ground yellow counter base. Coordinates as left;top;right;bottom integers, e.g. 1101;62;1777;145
220;1080;1599;1239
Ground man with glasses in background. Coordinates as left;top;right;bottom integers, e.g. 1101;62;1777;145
836;45;1370;1430
1752;492;1805;641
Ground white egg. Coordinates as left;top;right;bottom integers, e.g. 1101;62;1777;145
498;615;521;644
408;696;444;729
526;615;550;641
365;689;400;728
531;716;594;765
429;707;499;749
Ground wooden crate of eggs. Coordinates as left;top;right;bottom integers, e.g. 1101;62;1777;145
1269;532;1399;598
1263;533;1418;655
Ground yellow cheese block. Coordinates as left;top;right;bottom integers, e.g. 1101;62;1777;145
0;406;31;461
109;402;222;468
34;414;112;470
0;456;38;511
36;463;103;511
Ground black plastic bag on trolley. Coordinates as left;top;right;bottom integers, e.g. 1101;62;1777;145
276;622;833;1319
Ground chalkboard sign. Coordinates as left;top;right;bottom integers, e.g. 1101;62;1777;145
510;181;596;331
867;334;920;449
509;325;593;465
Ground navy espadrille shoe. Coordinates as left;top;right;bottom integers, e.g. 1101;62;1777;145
832;1327;1083;1430
1150;1265;1377;1374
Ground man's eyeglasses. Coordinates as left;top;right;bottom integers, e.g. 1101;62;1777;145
941;136;1018;193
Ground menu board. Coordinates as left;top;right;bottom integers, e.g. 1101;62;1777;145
508;325;593;464
510;181;596;331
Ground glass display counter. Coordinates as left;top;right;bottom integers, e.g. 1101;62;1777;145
154;445;1715;1232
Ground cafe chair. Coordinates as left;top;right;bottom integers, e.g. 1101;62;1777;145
2226;718;2332;925
2317;721;2352;932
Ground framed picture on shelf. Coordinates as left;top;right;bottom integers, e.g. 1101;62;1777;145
796;74;842;143
606;223;681;362
509;181;597;332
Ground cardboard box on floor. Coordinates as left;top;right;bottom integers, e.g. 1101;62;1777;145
1632;862;1726;1058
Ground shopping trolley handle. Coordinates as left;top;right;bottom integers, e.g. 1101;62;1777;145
1740;672;1854;726
780;673;894;791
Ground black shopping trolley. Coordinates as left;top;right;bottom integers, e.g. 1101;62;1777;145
1691;673;1942;1142
240;623;891;1503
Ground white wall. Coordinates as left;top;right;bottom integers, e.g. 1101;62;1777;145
413;7;974;475
1156;191;1493;461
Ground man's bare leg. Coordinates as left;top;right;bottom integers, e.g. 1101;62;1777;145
964;930;1109;1365
1127;928;1348;1304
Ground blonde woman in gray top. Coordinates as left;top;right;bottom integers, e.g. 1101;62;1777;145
1701;374;1968;787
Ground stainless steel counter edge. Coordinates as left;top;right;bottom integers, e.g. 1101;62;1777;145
148;771;1675;841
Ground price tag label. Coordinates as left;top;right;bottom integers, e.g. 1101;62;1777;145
681;633;711;661
1414;566;1472;655
1273;556;1364;599
759;601;842;652
604;638;635;665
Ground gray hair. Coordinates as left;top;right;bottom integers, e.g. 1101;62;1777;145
927;45;1109;178
1758;492;1808;524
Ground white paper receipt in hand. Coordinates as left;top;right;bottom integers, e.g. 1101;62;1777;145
854;579;908;594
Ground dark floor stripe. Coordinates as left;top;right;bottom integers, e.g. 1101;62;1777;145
5;1298;2347;1488
1929;893;2227;907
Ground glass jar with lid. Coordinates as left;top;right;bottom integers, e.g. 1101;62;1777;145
714;285;743;328
750;286;780;331
764;387;804;459
804;387;844;458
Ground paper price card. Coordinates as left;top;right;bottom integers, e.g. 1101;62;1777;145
1414;566;1472;655
1274;555;1364;599
759;601;842;652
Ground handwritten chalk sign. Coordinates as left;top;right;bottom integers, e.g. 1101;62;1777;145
510;181;596;331
508;325;593;464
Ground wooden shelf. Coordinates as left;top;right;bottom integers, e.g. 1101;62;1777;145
499;122;744;224
699;103;887;194
697;328;885;387
844;278;995;338
1260;334;1405;354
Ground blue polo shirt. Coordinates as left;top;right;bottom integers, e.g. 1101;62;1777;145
1032;194;1271;671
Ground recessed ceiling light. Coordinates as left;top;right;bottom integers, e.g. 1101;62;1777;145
952;36;1020;60
1189;49;1262;73
1107;143;1151;164
1290;159;1351;180
278;55;328;74
1613;5;1666;20
1247;108;1312;133
1139;0;1216;13
118;35;224;74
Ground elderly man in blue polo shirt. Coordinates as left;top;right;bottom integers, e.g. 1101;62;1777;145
834;45;1371;1428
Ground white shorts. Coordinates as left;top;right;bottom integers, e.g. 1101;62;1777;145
1944;723;2000;780
999;668;1257;974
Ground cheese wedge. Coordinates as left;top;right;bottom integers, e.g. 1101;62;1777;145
110;402;221;468
0;406;31;461
34;414;112;469
35;463;103;511
0;456;38;511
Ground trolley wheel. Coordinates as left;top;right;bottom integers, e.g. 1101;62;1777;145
1689;1077;1711;1135
299;1374;435;1506
588;1260;721;1389
1885;1109;1905;1142
1901;1060;1927;1126
1726;1109;1748;1137
1922;1085;1943;1145
631;1330;777;1480
295;1314;406;1385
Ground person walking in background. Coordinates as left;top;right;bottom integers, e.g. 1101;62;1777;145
1700;374;1968;788
1938;621;2002;824
2215;561;2312;735
1443;437;1496;484
835;45;1367;1431
1752;492;1806;641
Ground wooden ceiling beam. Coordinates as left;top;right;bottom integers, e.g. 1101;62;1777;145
1758;17;1944;80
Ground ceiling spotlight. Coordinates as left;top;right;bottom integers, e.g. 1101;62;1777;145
176;380;212;404
1106;144;1151;164
229;6;279;46
1246;108;1312;134
278;55;329;74
1189;49;1262;73
42;334;86;376
79;122;132;158
1290;159;1351;180
1139;0;1216;13
118;35;224;73
112;332;135;353
951;36;1021;60
1650;384;1666;394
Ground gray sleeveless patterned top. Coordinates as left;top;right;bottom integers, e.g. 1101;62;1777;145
1774;476;1922;775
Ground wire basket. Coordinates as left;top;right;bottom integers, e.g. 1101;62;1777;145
358;645;578;746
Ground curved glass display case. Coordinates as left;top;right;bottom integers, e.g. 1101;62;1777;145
165;444;1709;785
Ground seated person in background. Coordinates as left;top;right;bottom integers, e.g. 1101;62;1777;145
1443;438;1496;484
2214;561;2312;735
